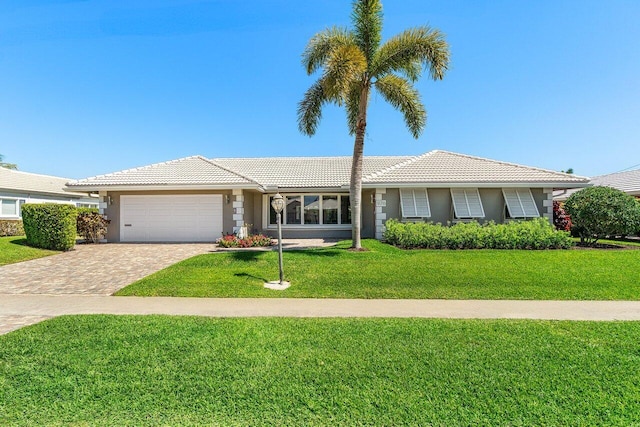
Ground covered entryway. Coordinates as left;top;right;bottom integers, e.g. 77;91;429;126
120;195;222;242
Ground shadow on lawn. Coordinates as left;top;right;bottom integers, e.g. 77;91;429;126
229;251;266;262
9;238;29;247
234;272;269;282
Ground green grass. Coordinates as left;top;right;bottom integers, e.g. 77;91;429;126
1;316;639;425
0;236;58;266
116;239;640;300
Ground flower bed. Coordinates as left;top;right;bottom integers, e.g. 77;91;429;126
217;233;273;248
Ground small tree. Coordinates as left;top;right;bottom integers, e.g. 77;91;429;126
77;211;110;243
564;186;640;246
552;201;572;231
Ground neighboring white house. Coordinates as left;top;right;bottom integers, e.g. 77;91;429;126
0;167;98;219
67;150;589;243
554;168;640;201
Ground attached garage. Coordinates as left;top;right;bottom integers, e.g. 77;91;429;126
120;195;222;242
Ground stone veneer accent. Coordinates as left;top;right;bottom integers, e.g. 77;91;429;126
232;189;245;236
542;188;553;223
98;191;108;216
375;188;387;240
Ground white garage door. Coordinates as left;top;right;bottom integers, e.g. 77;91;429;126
120;195;223;242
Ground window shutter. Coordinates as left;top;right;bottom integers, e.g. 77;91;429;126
502;189;539;218
451;189;485;218
414;189;431;217
400;189;417;217
400;189;431;218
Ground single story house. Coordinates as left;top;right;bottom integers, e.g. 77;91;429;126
555;168;640;201
0;167;98;220
66;150;589;242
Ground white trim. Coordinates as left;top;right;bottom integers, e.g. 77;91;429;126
362;182;590;189
450;188;485;219
66;184;263;192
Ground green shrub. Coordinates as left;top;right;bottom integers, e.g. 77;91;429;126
384;218;572;250
77;211;110;243
0;219;24;236
77;207;99;215
21;204;77;251
564;186;640;246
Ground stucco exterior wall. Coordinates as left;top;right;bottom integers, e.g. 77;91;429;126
382;187;548;226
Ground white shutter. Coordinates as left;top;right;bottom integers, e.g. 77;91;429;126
451;188;485;218
503;189;539;218
400;189;417;217
400;189;431;218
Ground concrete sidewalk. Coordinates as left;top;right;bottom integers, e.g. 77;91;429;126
3;295;640;334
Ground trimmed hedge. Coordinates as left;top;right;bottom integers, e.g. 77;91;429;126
0;219;24;237
384;218;573;250
22;204;77;251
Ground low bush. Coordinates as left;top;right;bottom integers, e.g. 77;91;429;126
217;233;273;248
77;211;110;243
564;186;640;246
384;218;573;250
21;204;77;251
0;219;24;236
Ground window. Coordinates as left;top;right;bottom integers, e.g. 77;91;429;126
286;196;301;224
323;195;338;224
341;196;351;224
269;194;351;226
1;199;23;217
450;188;485;218
502;189;539;218
304;196;320;224
400;189;431;218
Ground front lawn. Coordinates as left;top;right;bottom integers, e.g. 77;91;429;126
1;316;639;425
116;240;640;300
0;236;58;266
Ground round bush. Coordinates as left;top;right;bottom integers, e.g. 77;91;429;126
564;186;640;246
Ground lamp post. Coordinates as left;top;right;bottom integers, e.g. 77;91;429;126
265;193;289;289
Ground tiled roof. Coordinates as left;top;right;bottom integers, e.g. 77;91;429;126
0;167;92;197
67;150;589;190
67;156;256;187
363;150;588;184
555;168;640;200
213;156;411;188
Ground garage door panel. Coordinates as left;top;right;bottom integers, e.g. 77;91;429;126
121;195;223;242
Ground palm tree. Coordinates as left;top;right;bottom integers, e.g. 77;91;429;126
298;0;450;249
0;154;17;170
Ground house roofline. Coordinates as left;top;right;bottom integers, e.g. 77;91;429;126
361;182;591;189
65;184;263;192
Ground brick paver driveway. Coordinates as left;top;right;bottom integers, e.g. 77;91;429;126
0;243;213;295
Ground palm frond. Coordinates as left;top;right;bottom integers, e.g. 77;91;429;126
374;74;426;138
352;0;383;63
302;27;357;75
297;79;328;136
371;26;450;81
321;44;367;104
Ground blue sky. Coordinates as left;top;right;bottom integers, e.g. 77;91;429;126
1;0;638;179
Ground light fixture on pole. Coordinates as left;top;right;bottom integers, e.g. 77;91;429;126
264;192;290;290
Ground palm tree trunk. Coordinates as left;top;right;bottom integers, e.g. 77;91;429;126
350;83;370;249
